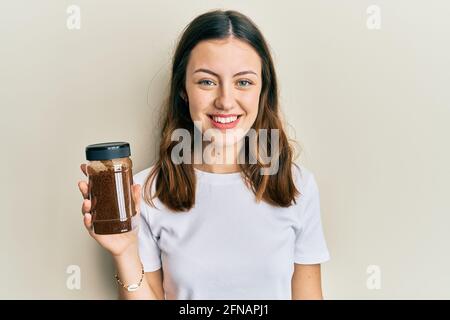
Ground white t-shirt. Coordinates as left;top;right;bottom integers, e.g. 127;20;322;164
133;164;330;300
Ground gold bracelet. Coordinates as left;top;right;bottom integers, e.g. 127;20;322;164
114;263;145;292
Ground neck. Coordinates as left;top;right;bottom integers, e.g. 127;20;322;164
194;163;240;174
193;139;244;173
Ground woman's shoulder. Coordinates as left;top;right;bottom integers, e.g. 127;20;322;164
133;165;164;211
291;163;319;194
133;165;154;186
133;164;162;197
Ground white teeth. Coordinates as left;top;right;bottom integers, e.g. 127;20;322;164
212;116;238;124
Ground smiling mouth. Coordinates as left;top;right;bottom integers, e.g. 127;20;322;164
207;114;242;129
208;114;242;123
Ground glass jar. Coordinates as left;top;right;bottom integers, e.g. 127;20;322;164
85;142;137;235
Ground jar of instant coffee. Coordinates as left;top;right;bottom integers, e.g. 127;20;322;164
85;142;137;235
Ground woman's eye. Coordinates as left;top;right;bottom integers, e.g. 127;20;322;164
237;80;252;87
198;80;215;86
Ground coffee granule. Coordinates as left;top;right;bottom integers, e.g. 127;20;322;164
88;161;136;235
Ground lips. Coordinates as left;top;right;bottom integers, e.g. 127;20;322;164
208;114;242;129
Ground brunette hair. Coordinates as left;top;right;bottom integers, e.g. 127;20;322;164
144;9;300;212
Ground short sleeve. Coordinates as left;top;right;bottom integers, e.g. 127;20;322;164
138;209;162;272
294;167;330;264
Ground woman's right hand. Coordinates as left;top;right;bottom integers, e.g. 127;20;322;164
77;164;142;257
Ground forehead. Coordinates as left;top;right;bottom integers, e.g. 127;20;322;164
187;37;261;75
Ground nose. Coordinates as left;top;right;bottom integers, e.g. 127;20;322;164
214;83;234;111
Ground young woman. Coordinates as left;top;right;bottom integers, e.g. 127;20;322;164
78;9;330;300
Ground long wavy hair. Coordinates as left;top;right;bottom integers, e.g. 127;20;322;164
143;9;300;212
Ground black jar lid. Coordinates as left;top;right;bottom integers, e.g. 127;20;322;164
85;142;131;160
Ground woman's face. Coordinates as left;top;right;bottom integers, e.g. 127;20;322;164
185;37;262;146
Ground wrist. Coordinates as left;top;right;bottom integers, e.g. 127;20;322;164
115;262;145;292
112;243;139;261
112;244;146;294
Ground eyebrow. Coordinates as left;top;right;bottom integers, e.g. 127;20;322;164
193;68;258;78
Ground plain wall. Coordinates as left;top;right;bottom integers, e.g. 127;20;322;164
1;0;449;299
